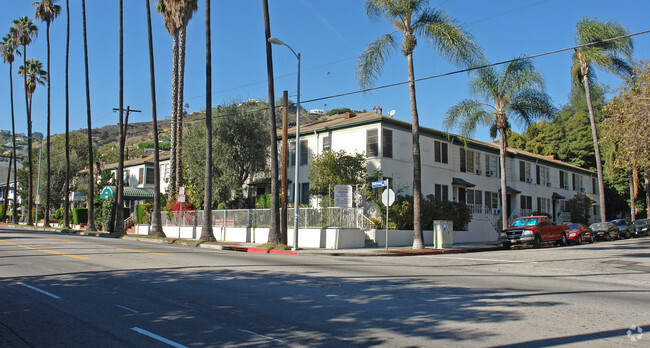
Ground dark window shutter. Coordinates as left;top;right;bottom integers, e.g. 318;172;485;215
536;165;540;185
442;143;448;164
434;141;441;163
520;161;525;181
460;148;466;172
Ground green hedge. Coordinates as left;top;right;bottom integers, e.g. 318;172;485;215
72;208;88;225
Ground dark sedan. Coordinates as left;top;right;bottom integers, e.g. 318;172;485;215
566;223;594;244
589;222;619;241
632;219;649;238
610;219;633;239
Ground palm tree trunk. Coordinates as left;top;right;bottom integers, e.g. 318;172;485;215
629;169;635;221
263;0;280;244
44;21;51;227
10;61;18;223
200;0;215;242
82;0;96;231
23;46;33;226
498;128;509;230
407;52;423;249
176;27;186;192
169;31;179;201
582;75;607;222
63;0;71;229
645;169;649;219
146;0;165;238
2;153;11;221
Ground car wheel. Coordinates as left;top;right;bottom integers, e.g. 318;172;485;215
606;232;611;241
577;235;583;245
502;242;511;250
590;234;595;243
559;233;567;246
625;231;631;239
533;234;542;249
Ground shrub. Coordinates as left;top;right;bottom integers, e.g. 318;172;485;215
382;194;472;231
72;208;88;225
135;203;153;224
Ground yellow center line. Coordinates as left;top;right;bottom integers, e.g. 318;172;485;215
36;237;172;256
0;239;89;260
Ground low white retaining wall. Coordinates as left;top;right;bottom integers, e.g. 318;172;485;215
453;218;500;244
370;229;435;248
138;225;365;249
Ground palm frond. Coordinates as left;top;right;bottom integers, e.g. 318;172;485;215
507;89;556;128
501;58;545;101
443;99;493;138
575;17;634;78
416;8;484;67
469;65;500;100
356;32;398;89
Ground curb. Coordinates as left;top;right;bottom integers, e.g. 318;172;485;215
225;246;298;255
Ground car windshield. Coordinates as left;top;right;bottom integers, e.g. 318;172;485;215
610;220;624;226
633;220;646;226
590;223;608;230
512;218;539;227
568;223;579;230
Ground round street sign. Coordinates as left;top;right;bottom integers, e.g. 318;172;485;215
381;188;395;206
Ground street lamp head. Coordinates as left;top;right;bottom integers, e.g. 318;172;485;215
268;37;284;46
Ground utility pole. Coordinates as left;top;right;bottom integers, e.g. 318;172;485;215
112;106;141;234
281;90;288;244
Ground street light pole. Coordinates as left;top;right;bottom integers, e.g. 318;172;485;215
268;37;300;251
35;138;43;226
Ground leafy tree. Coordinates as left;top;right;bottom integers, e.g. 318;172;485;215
12;15;38;225
326;107;352;116
356;0;483;249
34;0;61;227
309;150;367;206
565;193;594;224
444;58;555;230
0;33;19;223
387;194;471;231
572;17;634;222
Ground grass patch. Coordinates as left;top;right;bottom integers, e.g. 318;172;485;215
256;243;292;250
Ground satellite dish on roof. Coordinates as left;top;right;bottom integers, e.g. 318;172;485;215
388;110;396;117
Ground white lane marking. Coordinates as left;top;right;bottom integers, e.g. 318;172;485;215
115;304;139;313
434;256;538;264
237;329;283;342
17;282;61;299
131;327;188;348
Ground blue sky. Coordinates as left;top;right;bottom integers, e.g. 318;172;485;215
1;0;649;142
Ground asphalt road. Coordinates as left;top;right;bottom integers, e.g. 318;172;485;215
0;227;648;347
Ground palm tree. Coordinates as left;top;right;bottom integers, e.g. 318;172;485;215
443;58;556;230
572;17;634;222
1;34;19;223
200;0;215;242
12;16;38;225
33;0;61;228
356;0;483;249
175;0;197;193
156;0;180;200
81;0;96;231
63;0;70;229
262;0;281;244
145;0;165;237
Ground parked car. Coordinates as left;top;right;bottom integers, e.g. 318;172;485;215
566;223;594;244
589;222;619;241
501;216;569;248
632;219;649;238
609;219;633;239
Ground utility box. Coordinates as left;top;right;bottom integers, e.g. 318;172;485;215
433;220;453;249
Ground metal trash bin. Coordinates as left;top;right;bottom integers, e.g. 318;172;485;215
433;220;453;249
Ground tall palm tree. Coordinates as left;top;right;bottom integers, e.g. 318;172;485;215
200;0;215;242
262;0;280;244
145;0;165;237
356;0;483;249
443;58;556;230
156;0;180;200
12;16;38;225
0;34;19;223
81;0;96;231
175;0;197;193
33;0;61;228
63;0;70;229
572;17;634;222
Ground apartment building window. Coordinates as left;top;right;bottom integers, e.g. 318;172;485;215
383;129;393;158
366;129;379;157
559;170;570;189
537;165;550;186
592;178;599;195
485;154;499;177
146;167;155;184
322;136;330;152
537;197;551;214
460;148;479;173
573;173;585;192
434;140;448;164
466;189;483;205
520;195;533;210
484;191;499;209
124;170;130;186
435;184;449;201
300;183;310;205
300;140;308;166
289;142;296;166
138;168;144;184
519;161;532;182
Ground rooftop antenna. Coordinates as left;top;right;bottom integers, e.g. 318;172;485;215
388;110;396;117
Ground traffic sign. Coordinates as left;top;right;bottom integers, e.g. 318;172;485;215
179;186;185;195
35;195;40;205
372;180;387;188
178;194;186;203
381;188;395;206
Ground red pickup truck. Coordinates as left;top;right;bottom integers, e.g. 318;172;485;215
501;216;569;248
